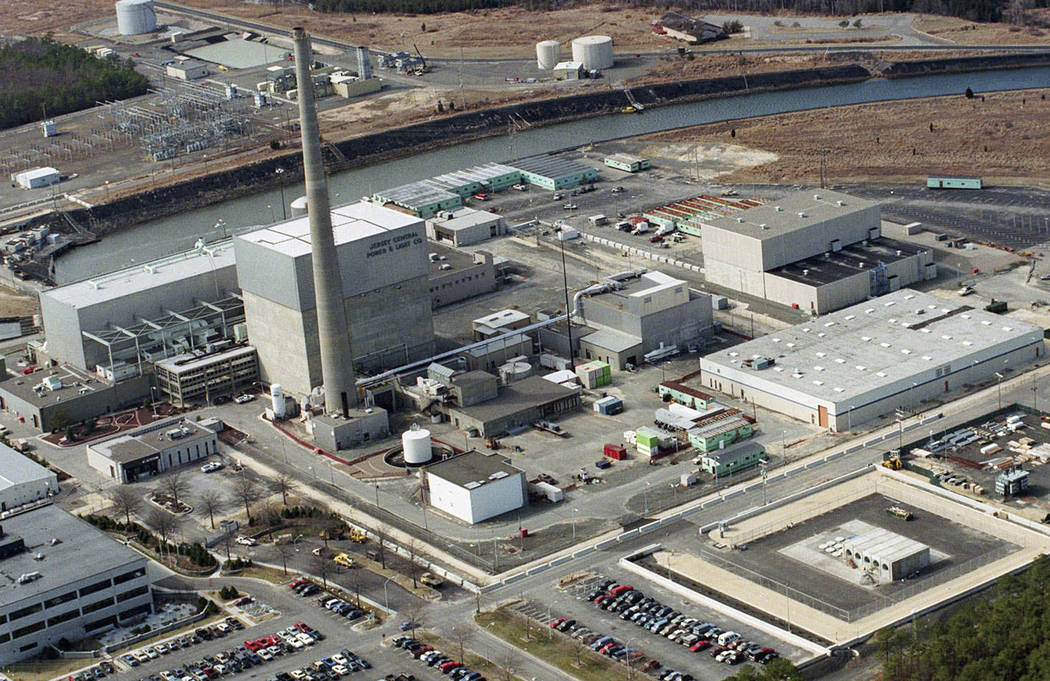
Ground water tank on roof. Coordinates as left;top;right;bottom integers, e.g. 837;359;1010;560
571;35;614;71
499;361;532;384
536;40;560;70
116;0;157;35
290;196;308;218
402;425;432;465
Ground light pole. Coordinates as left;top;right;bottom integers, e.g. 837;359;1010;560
571;507;578;541
996;372;1004;410
374;483;380;509
150;386;158;416
643;482;650;515
382;577;392;611
625;637;637;680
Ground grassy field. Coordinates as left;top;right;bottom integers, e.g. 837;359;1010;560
475;609;631;681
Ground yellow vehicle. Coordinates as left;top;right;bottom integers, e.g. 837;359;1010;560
882;456;902;470
348;528;367;543
333;553;356;568
420;572;444;587
217;65;230;72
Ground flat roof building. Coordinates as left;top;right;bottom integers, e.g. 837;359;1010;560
843;527;930;582
373;163;521;218
447;375;579;437
86;417;219;483
153;344;258;407
603;154;650;173
165;60;208;80
702;189;936;314
15;167;60;190
428;246;498;309
425;450;526;524
38;240;240;372
472;309;532;341
700;289;1045;430
0;445;58;513
0;505;153;662
425;207;506;248
577;271;714;369
506;154;598;191
235;201;434;396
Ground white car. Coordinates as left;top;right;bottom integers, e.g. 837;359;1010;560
256;649;273;662
331;665;348;676
331;655;348;665
235;535;256;546
234;394;255;404
200;461;223;473
296;633;315;647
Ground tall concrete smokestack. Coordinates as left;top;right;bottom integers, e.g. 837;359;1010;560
291;26;356;415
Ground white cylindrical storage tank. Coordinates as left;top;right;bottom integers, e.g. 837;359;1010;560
571;35;614;71
290;196;308;217
536;40;560;70
402;426;432;465
271;384;286;418
499;361;532;384
116;0;157;35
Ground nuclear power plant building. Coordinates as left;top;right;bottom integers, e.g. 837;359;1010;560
234;201;435;396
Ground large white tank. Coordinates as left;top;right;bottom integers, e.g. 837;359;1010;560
290;196;308;217
402;425;432;465
536;40;560;70
116;0;157;35
271;384;286;419
571;35;614;71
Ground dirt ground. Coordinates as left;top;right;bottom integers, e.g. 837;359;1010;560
2;0;113;40
174;1;668;57
0;285;39;318
913;12;1050;44
637;88;1050;187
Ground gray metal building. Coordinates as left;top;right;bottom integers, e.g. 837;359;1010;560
843;528;930;581
0;445;58;512
427;246;498;309
0;505;153;662
234;201;434;397
37;241;240;373
576;271;714;369
86;418;219;483
700;289;1045;430
701;189;936;314
425;208;507;247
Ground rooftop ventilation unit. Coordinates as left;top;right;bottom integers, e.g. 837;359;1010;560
836;200;845;206
813;194;821;200
798;212;807;218
760;224;768;230
775;206;783;212
736;217;744;223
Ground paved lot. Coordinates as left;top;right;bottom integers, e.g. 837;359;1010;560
703;493;1014;612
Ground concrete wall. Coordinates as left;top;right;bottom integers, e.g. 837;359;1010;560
703;259;767;299
579;338;638;370
429;252;497;308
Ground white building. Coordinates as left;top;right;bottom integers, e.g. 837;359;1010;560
0;505;153;662
165;61;207;80
425;451;526;524
700;289;1045;430
86;418;219;483
843;527;930;581
14;168;60;190
0;445;58;513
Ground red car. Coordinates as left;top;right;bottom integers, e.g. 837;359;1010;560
243;640;261;652
288;578;308;589
690;640;711;652
548;618;566;628
610;585;634;597
439;661;462;674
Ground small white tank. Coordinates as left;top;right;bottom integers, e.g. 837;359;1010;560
290;196;308;217
271;384;286;418
402;425;432;464
499;361;532;384
536;40;560;70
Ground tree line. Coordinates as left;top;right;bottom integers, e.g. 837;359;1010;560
0;36;149;131
313;0;1019;24
878;554;1050;681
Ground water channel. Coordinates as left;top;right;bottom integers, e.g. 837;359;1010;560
55;65;1050;283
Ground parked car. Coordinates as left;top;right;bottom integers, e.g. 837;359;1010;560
234;394;255;404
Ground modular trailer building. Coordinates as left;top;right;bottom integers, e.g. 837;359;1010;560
926;175;982;190
506;154;598;191
700;289;1044;431
603;154;650;173
843;528;930;581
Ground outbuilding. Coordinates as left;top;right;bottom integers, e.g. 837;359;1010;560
86;418;218;483
15;167;60;190
552;61;584;80
843;528;930;581
425;450;526;524
165;60;208;80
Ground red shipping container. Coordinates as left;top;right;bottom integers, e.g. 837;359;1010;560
604;443;627;460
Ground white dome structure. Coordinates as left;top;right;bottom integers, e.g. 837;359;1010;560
571;35;614;71
115;0;157;35
536;40;560;70
402;425;432;465
289;196;308;218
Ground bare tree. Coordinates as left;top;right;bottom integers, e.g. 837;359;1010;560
310;551;331;589
495;650;518;681
107;486;141;526
160;470;189;507
231;473;263;525
449;624;473;665
274;541;294;576
407;539;421;589
273;473;296;505
198;489;224;530
373;528;387;569
573;635;585;667
147;507;179;564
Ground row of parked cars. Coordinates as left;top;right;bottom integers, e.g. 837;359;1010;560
290;577;321;598
587;580;780;666
269;647;373;680
546;617;672;678
120;618;246;671
318;595;370;622
392;636;486;681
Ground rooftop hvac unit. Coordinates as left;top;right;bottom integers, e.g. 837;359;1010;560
775;206;782;212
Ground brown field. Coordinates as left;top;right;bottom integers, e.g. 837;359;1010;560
913;12;1050;45
638;88;1050;187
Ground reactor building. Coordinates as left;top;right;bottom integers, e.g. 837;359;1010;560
234;200;435;398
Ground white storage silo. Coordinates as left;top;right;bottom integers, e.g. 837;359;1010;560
402;425;432;465
536;40;560;70
290;196;308;217
571;35;614;71
499;361;532;384
116;0;157;36
271;384;286;418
